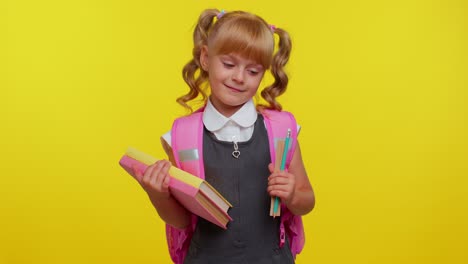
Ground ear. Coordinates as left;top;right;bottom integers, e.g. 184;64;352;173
200;45;209;71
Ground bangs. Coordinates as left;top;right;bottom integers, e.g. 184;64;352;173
208;17;274;69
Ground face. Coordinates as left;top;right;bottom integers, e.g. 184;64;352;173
200;46;265;117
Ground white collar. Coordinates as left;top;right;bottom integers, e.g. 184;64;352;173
203;99;258;132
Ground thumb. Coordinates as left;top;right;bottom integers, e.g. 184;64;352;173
268;163;276;173
131;164;143;181
162;174;171;189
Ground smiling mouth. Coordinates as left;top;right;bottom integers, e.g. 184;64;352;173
225;84;243;92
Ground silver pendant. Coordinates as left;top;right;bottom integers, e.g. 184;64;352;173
232;139;240;159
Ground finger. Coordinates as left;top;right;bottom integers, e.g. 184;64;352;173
271;177;285;186
268;168;290;179
269;174;291;185
151;161;167;187
142;164;156;184
131;164;143;180
162;161;172;190
269;182;293;194
269;190;290;200
268;185;282;195
268;171;282;182
268;163;275;173
162;171;171;189
153;161;168;188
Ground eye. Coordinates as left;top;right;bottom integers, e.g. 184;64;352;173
222;62;234;68
247;68;261;76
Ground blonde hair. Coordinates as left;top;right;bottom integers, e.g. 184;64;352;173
178;9;292;112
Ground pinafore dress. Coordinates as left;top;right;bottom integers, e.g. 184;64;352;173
183;115;295;264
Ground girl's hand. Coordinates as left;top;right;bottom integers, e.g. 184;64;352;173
133;160;171;200
267;163;296;205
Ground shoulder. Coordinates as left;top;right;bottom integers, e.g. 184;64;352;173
260;109;302;135
261;109;294;118
161;111;204;147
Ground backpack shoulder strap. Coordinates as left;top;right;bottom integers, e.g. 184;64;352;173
262;109;298;169
262;109;305;259
165;109;205;264
171;111;205;179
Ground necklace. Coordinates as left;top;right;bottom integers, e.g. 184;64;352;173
232;136;240;158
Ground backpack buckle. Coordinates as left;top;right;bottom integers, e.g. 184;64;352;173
280;224;285;247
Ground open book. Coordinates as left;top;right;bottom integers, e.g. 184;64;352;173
119;147;232;229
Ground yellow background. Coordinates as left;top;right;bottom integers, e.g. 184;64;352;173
1;0;467;263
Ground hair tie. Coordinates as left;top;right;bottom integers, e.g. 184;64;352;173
217;10;226;19
269;24;276;33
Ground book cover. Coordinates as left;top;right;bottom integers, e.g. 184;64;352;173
119;147;232;229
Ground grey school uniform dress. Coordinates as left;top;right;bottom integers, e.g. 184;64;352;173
183;115;295;264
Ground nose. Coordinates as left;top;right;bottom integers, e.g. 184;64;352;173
232;68;244;83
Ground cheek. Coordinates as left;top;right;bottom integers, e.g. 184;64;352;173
209;68;227;82
249;76;263;89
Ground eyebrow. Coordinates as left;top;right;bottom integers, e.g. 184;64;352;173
221;54;263;69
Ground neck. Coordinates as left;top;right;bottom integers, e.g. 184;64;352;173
209;98;245;118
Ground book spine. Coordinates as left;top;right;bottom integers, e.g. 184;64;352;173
119;155;148;182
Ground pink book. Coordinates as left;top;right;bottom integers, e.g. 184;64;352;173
119;148;232;229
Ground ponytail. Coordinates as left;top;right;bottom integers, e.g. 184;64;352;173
260;27;292;111
178;9;220;112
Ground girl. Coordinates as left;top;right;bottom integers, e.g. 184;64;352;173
134;9;315;264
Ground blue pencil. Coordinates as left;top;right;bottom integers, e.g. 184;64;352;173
273;128;291;217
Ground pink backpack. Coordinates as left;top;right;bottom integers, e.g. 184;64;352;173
166;108;305;264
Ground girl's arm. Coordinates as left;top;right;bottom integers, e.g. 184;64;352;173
134;160;191;229
268;141;315;215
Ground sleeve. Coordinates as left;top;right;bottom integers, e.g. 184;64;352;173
161;130;172;147
160;130;175;165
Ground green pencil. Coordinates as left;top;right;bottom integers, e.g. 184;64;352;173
273;128;291;216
